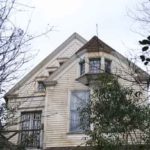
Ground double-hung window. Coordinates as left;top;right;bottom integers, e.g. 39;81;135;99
70;90;89;132
89;58;101;73
20;111;42;148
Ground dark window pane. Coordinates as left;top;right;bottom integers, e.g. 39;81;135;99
37;81;45;92
105;59;111;73
59;62;64;66
79;60;85;75
89;58;101;73
48;71;53;76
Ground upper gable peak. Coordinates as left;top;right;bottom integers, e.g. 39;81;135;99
69;32;87;43
76;35;114;54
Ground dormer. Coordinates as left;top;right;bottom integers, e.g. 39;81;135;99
76;36;149;86
76;36;114;85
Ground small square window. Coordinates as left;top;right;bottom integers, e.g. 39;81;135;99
59;62;64;66
48;71;53;76
37;81;45;92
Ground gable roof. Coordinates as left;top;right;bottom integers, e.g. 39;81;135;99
5;33;87;98
5;34;149;99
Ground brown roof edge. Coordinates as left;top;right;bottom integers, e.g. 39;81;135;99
76;36;115;54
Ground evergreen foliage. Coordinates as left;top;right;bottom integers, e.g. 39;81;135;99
80;74;150;150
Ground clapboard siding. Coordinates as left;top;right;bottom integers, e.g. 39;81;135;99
45;61;88;147
11;39;84;97
44;51;147;148
7;96;45;145
6;35;86;149
6;34;148;149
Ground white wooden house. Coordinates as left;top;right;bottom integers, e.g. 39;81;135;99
4;33;148;150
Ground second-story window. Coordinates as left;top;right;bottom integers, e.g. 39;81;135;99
89;58;101;73
37;81;45;92
105;59;111;73
79;60;85;75
70;90;89;132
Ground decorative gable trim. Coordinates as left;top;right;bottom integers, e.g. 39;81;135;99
5;33;87;99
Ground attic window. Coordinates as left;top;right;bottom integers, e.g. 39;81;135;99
37;81;45;92
48;71;53;76
59;62;64;66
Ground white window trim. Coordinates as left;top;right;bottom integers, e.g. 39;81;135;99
68;89;90;134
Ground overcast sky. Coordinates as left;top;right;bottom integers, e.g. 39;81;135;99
13;0;145;72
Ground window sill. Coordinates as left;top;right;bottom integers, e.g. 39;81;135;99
67;132;88;141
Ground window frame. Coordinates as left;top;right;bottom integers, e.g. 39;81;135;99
79;60;85;76
89;58;101;73
69;90;90;133
19;111;42;148
105;58;112;73
37;81;45;92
